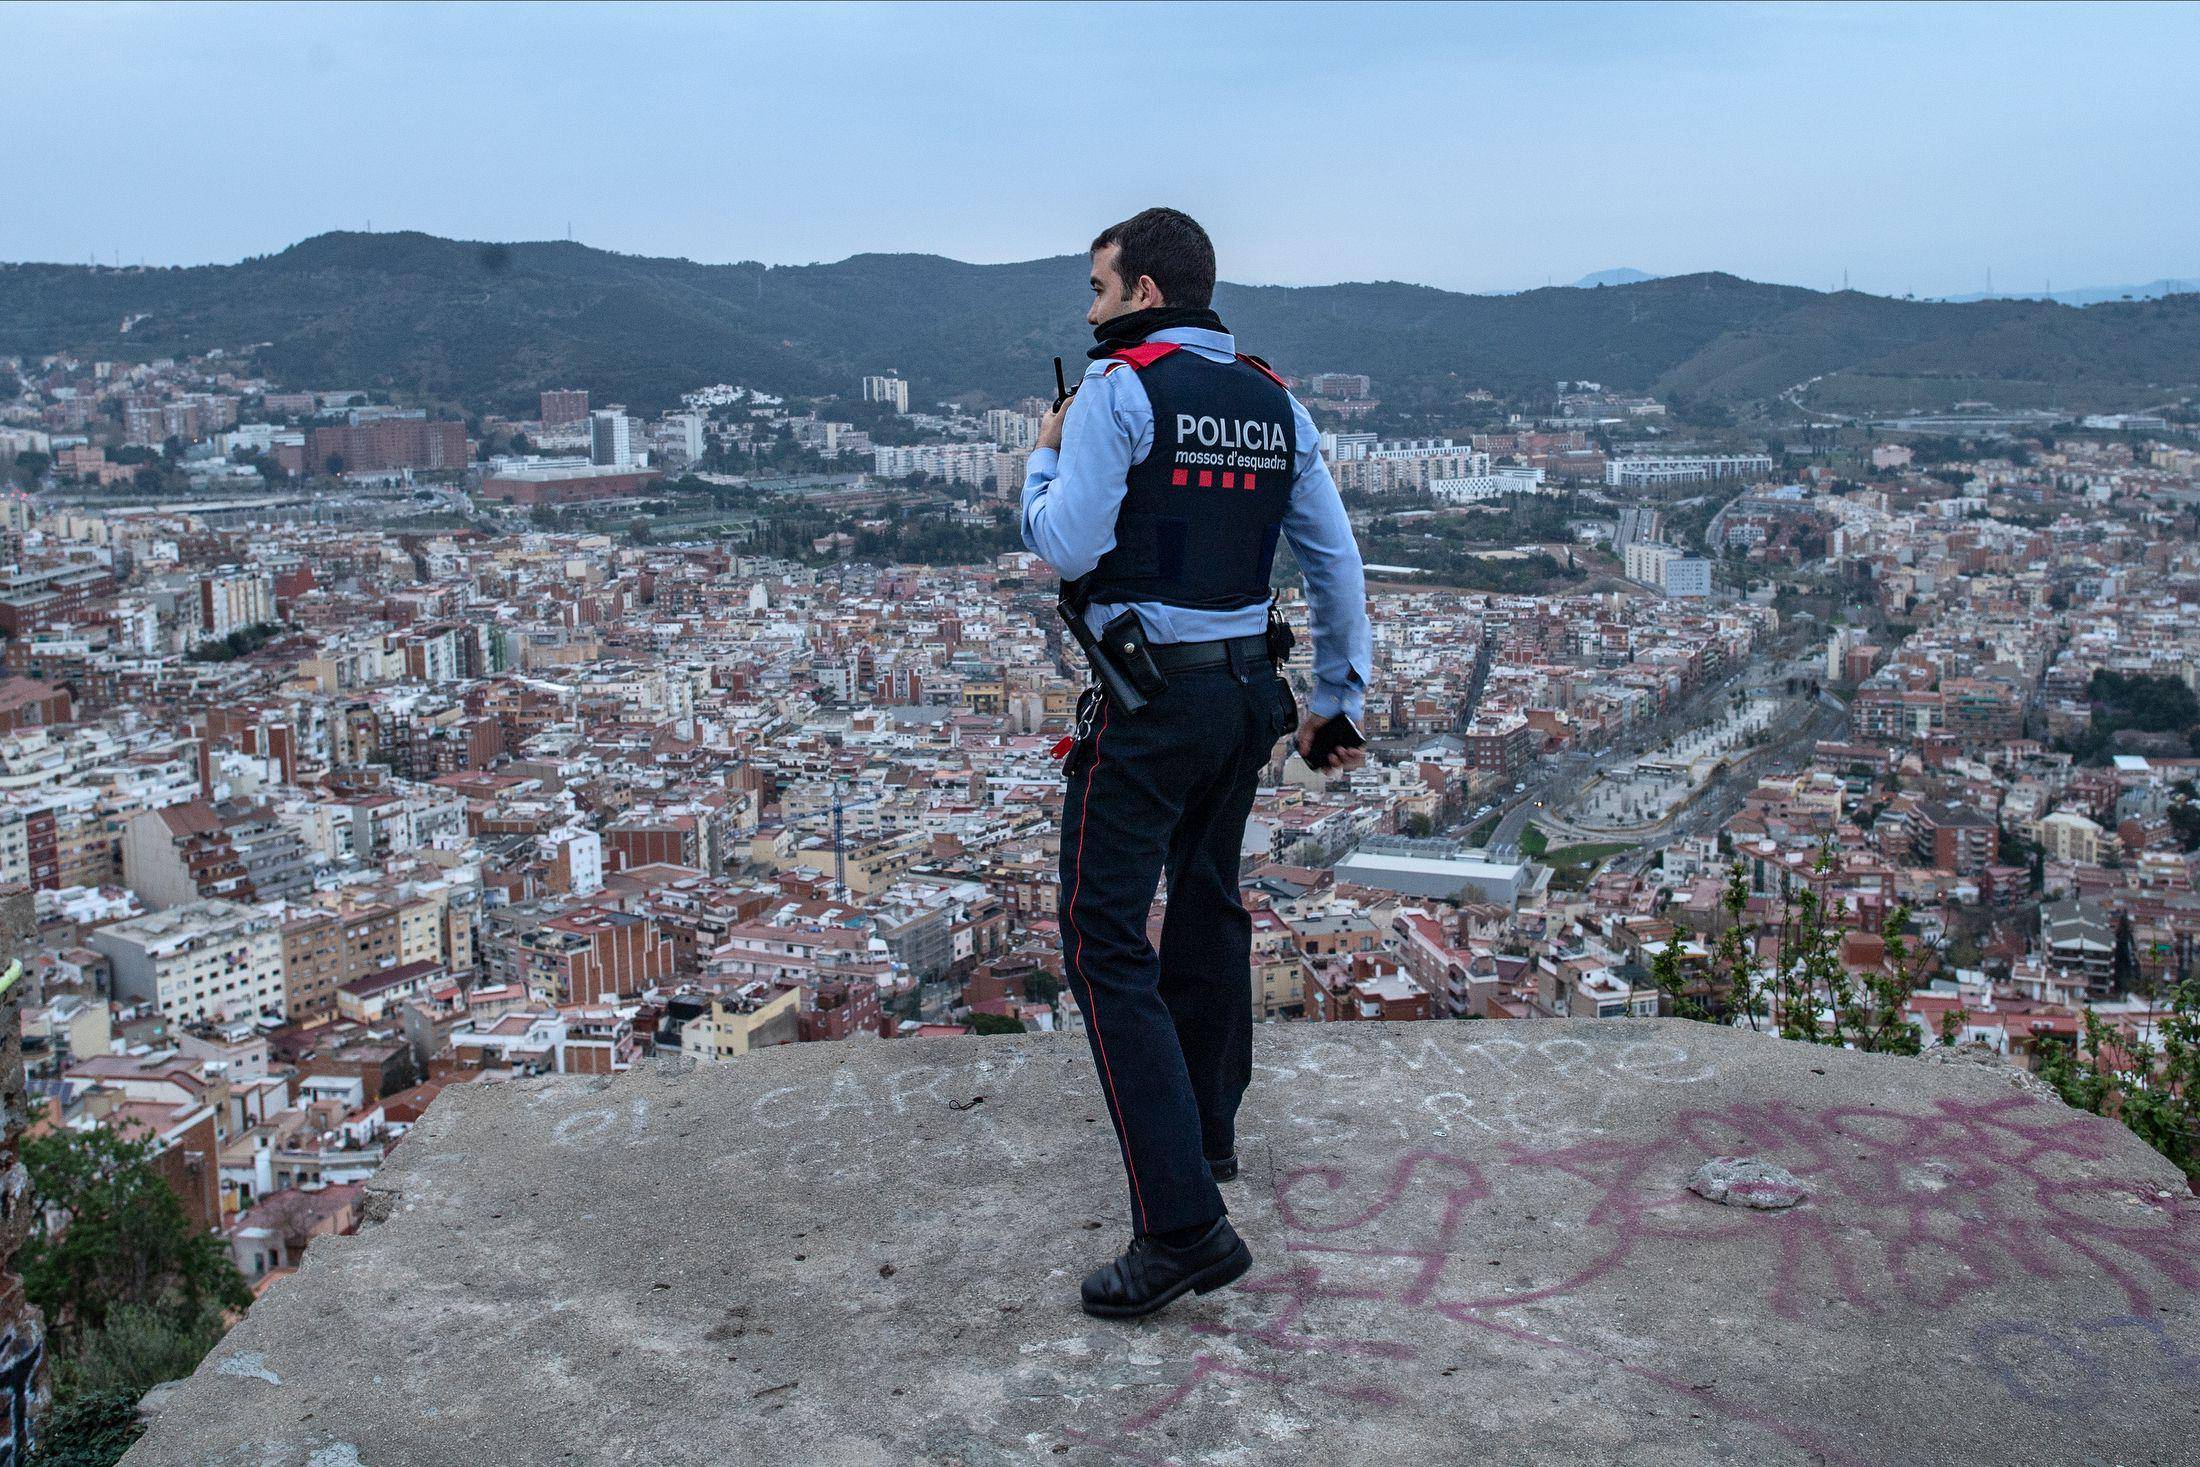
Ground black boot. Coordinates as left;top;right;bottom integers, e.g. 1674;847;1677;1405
1207;1151;1238;1182
1079;1216;1253;1320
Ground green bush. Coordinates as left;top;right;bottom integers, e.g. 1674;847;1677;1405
2038;978;2199;1184
26;1389;144;1467
53;1301;231;1403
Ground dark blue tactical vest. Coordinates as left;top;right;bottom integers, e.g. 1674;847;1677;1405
1078;343;1298;612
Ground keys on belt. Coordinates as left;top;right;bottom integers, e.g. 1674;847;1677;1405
1050;634;1275;762
1052;685;1103;761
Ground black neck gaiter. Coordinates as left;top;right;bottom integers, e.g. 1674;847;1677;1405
1087;304;1228;359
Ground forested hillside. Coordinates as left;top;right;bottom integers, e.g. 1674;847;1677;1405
4;231;2197;415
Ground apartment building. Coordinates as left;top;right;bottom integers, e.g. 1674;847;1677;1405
90;899;287;1023
861;375;910;413
539;389;590;426
306;418;467;475
121;798;314;909
1604;454;1774;488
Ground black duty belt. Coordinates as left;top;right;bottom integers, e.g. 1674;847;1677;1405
1146;632;1275;674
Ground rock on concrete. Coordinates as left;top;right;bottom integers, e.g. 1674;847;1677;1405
1688;1156;1811;1210
121;1020;2200;1467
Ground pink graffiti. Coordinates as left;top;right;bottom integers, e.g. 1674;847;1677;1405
1057;1094;2200;1467
1480;1093;2200;1323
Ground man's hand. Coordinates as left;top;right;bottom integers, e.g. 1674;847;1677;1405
1038;388;1077;451
1296;714;1366;773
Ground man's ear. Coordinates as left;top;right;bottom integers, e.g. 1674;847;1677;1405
1132;274;1166;310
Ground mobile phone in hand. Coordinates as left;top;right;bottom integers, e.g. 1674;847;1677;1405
1053;357;1070;409
1303;713;1366;770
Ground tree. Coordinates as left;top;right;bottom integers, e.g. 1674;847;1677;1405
1649;932;1692;1020
22;1127;252;1340
2037;978;2200;1184
1847;905;1926;1055
1768;841;1842;1043
2168;803;2200;855
1938;1004;1970;1047
1766;838;1921;1054
966;1011;1027;1036
1713;858;1763;1029
9;449;51;487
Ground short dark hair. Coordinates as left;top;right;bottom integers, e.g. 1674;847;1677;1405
1091;207;1215;308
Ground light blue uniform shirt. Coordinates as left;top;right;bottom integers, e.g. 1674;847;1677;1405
1021;325;1371;721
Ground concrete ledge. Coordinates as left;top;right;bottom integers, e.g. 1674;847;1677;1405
124;1020;2200;1466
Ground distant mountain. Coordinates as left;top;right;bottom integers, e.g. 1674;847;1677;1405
1936;278;2200;308
4;231;2199;415
1570;268;1662;289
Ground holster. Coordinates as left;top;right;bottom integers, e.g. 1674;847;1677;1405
1056;578;1157;715
1265;597;1297;662
1098;609;1169;701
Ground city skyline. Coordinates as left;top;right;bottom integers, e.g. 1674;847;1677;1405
2;1;2196;298
6;47;2200;1454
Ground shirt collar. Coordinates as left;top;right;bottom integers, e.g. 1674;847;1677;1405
1146;325;1236;355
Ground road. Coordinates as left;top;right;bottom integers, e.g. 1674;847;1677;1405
1603;689;1850;874
1466;637;1842;865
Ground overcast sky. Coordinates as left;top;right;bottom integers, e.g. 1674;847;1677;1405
4;1;2195;298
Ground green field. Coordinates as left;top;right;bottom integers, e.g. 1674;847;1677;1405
1524;824;1637;883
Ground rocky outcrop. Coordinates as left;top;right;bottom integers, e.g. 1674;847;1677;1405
124;1020;2200;1466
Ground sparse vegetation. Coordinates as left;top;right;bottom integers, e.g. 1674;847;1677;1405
2037;978;2200;1184
188;622;281;662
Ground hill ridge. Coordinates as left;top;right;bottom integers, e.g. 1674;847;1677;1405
5;230;2200;414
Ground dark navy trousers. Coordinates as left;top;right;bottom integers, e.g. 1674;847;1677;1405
1056;653;1297;1238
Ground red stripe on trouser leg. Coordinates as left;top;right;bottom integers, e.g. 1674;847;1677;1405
1064;703;1149;1232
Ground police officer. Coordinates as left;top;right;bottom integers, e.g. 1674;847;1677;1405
1022;207;1371;1319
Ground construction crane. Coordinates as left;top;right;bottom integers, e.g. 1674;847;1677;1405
830;777;886;891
